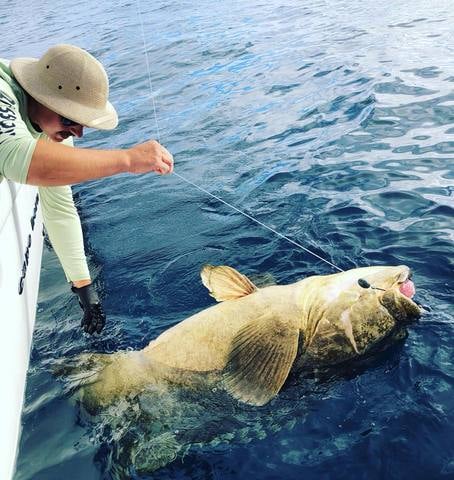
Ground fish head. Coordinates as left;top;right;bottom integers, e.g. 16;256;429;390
301;265;422;366
353;265;420;323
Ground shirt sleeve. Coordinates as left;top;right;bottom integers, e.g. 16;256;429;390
0;88;37;184
39;184;91;282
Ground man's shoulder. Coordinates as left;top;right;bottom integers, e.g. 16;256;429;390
0;59;24;108
0;65;20;107
0;58;11;73
0;74;22;139
0;59;14;89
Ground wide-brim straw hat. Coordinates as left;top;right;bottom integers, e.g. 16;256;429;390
11;44;118;130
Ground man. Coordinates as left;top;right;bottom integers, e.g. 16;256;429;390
0;44;174;334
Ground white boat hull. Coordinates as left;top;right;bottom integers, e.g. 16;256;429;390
0;180;43;480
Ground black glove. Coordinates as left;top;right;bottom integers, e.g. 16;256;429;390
71;284;106;335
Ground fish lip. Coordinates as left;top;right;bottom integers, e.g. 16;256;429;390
380;291;422;323
412;298;430;315
395;266;411;285
408;298;423;317
393;267;416;299
390;267;423;317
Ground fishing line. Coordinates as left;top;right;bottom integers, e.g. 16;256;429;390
136;0;161;144
133;2;442;319
173;171;344;272
135;1;345;273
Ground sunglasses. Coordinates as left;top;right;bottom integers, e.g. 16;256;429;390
59;115;82;127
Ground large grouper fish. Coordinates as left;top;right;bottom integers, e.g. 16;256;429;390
75;264;420;412
64;264;422;475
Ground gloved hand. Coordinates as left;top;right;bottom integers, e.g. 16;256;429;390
71;284;106;335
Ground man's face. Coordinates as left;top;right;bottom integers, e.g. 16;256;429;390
29;101;84;142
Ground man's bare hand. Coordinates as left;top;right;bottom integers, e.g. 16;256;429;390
127;140;174;175
27;138;174;186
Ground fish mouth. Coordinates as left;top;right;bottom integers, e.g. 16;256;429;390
397;270;415;299
392;268;423;316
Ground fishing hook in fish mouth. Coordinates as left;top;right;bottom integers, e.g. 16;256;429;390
357;279;431;313
357;278;385;291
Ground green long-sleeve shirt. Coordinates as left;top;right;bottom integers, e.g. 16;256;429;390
0;59;90;282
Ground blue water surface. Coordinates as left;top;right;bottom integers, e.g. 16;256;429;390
4;0;454;478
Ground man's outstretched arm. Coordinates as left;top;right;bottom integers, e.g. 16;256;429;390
27;138;174;186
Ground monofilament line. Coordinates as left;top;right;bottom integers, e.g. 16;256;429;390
135;1;344;274
173;172;344;273
136;0;161;143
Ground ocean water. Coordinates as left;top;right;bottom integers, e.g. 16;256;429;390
4;0;453;478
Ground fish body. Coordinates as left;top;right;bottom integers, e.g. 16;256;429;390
78;264;420;410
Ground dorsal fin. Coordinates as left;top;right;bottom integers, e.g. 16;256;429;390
200;265;258;302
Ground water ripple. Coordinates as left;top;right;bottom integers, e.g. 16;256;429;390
5;0;453;478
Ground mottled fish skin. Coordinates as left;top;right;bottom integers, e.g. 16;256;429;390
296;266;420;368
67;264;421;475
74;264;420;412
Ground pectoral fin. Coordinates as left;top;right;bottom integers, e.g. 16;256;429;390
223;313;299;406
201;265;258;302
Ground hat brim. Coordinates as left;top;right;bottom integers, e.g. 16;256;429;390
11;57;118;130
